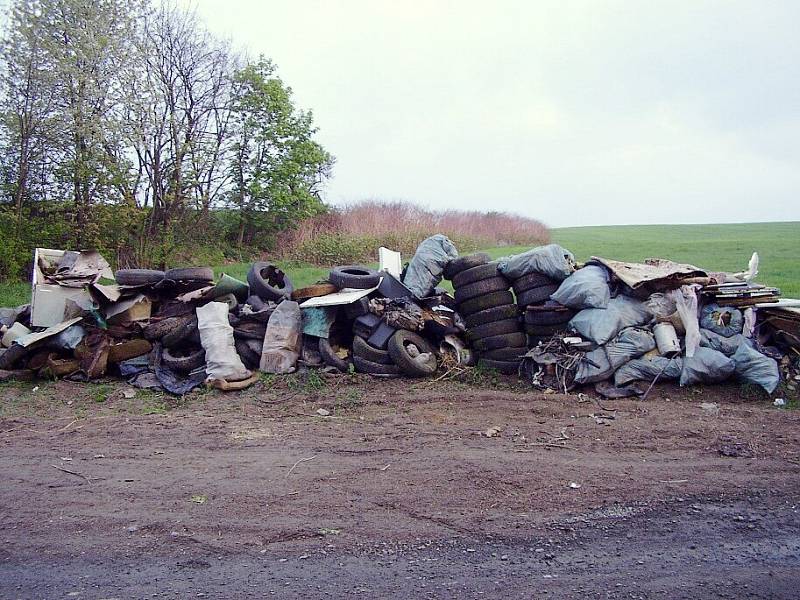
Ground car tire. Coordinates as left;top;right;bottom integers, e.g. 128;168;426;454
524;303;575;326
480;346;528;361
454;276;509;304
115;269;165;286
144;316;185;341
318;336;351;372
329;265;380;290
512;272;556;294
235;338;261;370
353;355;401;376
523;323;565;337
466;318;521;343
387;330;438;377
443;253;491;280
233;321;267;341
516;284;559;307
352;335;394;365
163;267;214;282
161;346;205;373
161;317;198;348
477;358;520;375
457;291;515;316
247;262;293;301
451;263;499;288
472;331;527;352
463;304;519;329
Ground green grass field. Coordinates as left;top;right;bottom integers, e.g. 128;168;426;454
1;222;797;307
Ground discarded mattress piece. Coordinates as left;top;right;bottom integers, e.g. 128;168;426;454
0;237;793;401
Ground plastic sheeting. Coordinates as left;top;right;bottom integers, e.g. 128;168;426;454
568;295;652;345
731;343;780;393
402;234;458;298
679;347;735;386
260;300;302;374
550;264;610;310
497;244;576;282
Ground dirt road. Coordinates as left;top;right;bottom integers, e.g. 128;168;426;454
1;375;799;598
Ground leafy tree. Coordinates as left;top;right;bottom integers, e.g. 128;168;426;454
227;57;333;247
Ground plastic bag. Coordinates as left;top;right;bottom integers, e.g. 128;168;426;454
550;264;610;310
670;285;701;357
699;328;751;356
732;343;779;393
679;347;735;386
646;293;677;319
568;295;652;345
402;234;458;298
614;356;683;386
742;307;756;339
574;348;613;385
260;300;302;374
605;327;656;368
700;304;743;338
197;301;250;382
497;244;576;282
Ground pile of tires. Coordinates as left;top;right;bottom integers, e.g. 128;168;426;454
508;272;575;348
444;253;525;374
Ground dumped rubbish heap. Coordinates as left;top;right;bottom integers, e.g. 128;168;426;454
0;238;797;399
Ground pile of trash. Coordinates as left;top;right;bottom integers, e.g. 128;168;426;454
0;239;797;399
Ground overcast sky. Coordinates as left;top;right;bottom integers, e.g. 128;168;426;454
191;1;798;227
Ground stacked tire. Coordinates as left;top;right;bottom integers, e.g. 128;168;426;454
509;273;575;347
445;253;525;374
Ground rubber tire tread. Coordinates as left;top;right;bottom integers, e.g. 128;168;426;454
235;338;261;370
480;346;528;361
144;317;185;341
466;318;521;343
524;306;575;326
352;335;394;365
248;262;293;301
443;253;490;280
0;343;29;369
454;276;509;304
524;323;566;336
233;322;267;341
463;304;519;329
512;272;556;294
164;267;214;282
387;330;438;377
329;265;380;290
473;331;527;352
457;291;514;316
115;269;165;286
477;358;520;375
353;355;401;375
162;346;205;373
516;284;559;307
318;337;351;372
527;335;551;347
451;263;499;289
161;317;198;348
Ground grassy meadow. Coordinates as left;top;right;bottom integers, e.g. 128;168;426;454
1;222;797;307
